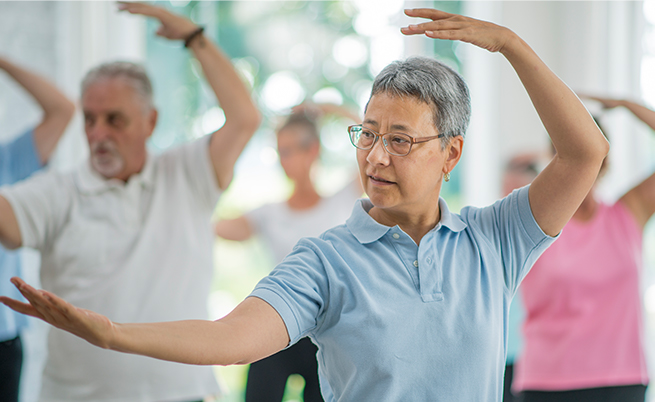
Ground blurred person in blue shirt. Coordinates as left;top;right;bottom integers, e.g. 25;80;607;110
0;56;74;402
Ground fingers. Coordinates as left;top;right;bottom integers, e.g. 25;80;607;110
0;296;44;319
117;2;164;18
9;277;71;326
404;8;453;20
401;20;462;36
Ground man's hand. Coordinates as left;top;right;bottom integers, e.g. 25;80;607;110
118;2;198;41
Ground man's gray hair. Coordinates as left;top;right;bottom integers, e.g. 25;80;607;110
81;61;154;111
369;56;471;147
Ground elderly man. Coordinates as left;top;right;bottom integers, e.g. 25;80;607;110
0;57;74;402
0;4;259;402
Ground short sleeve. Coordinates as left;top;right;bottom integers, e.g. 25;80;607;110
249;239;330;345
0;170;71;251
0;129;42;185
463;185;557;295
158;136;221;210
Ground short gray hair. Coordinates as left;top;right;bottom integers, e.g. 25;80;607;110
369;56;470;147
81;61;154;111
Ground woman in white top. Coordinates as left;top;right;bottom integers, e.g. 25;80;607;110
214;107;360;402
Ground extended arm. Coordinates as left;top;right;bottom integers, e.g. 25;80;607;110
403;9;609;236
0;277;289;365
0;57;75;164
118;3;261;190
214;215;254;241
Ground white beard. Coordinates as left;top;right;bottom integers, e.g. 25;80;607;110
90;140;125;179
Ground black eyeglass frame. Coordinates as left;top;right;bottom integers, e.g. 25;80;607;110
348;124;445;157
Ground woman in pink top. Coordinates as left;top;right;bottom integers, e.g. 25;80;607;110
514;97;655;402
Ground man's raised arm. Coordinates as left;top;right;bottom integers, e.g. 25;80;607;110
118;2;261;190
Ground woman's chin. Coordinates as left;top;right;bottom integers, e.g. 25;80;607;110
367;193;399;210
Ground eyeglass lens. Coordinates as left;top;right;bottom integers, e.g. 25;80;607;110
350;126;412;156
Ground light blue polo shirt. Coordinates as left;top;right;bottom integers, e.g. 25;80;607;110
0;129;42;342
251;185;556;401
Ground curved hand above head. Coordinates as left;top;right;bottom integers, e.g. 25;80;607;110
403;7;609;238
579;94;626;110
577;94;655;227
117;1;261;190
117;2;197;40
579;93;655;132
401;8;513;54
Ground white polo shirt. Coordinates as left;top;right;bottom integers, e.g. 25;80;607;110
1;137;221;402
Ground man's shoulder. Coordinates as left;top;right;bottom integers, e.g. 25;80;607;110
2;165;74;193
151;137;210;164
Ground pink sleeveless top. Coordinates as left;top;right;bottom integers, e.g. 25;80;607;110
513;201;648;391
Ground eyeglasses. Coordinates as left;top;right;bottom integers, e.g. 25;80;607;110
348;125;444;157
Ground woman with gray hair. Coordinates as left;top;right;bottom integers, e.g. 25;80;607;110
1;8;608;401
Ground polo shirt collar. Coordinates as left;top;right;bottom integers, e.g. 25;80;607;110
77;154;155;194
346;197;467;244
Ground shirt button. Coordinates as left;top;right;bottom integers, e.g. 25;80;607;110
413;260;419;267
427;258;432;264
392;233;400;239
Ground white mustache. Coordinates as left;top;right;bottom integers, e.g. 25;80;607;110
91;140;119;156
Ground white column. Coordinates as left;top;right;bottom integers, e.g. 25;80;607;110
461;1;504;207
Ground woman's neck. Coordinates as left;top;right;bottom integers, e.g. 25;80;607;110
369;203;441;246
287;178;321;210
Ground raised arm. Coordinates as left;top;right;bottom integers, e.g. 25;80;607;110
0;196;21;250
583;95;655;131
0;277;289;365
584;95;655;227
118;2;261;190
0;57;75;165
402;9;609;236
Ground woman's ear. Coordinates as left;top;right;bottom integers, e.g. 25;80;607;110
443;135;464;174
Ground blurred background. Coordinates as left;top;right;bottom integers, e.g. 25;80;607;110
1;1;655;401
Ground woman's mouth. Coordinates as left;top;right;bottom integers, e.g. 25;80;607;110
369;175;395;185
